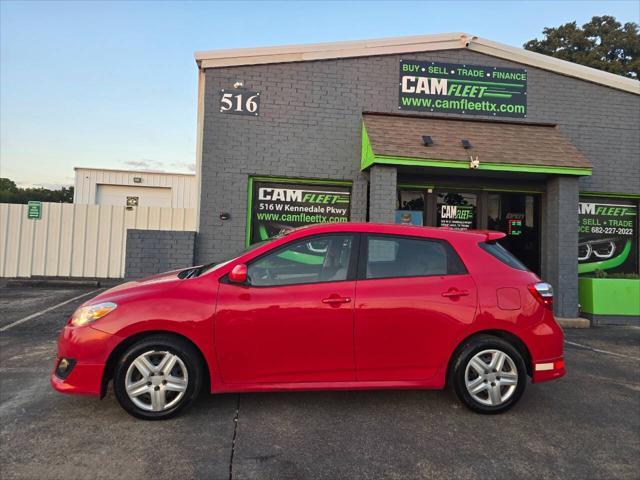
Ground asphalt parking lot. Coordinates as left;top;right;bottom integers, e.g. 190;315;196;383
1;285;639;480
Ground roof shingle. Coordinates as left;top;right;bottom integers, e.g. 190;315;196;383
362;113;591;169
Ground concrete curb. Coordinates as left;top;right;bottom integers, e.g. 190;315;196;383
3;278;123;288
557;317;591;329
5;279;100;288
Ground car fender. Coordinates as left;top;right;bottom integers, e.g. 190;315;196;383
91;276;223;393
432;310;536;387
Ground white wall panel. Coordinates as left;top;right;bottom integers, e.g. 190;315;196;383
0;203;196;279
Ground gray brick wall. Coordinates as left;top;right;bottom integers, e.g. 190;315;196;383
541;177;579;317
369;165;397;222
125;230;196;280
197;48;639;265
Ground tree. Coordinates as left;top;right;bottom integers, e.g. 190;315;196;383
0;178;18;193
524;16;640;79
0;178;74;204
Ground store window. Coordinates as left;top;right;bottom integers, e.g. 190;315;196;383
248;179;351;244
436;192;477;230
395;190;424;225
578;197;639;275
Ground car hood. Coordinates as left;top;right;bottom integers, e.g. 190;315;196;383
87;268;193;305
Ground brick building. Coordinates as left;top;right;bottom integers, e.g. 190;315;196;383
190;33;640;322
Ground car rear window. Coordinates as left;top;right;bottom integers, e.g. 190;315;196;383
480;241;529;271
364;235;467;279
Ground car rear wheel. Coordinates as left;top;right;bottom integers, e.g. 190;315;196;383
113;335;202;420
451;335;527;414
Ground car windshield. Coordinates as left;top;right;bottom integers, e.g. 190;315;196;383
192;237;279;277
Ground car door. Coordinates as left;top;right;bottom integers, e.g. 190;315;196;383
215;233;358;384
354;234;477;381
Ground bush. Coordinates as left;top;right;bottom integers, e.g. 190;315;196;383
591;269;640;279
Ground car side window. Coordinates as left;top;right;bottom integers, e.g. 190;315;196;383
247;235;354;286
365;235;465;279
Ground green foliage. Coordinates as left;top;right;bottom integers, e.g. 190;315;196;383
608;273;640;279
591;269;640;279
0;178;74;204
524;16;640;79
594;269;608;278
0;178;18;192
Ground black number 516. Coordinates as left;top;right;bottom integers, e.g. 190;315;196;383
219;89;260;116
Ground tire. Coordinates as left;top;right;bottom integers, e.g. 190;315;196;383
450;335;527;414
113;334;203;420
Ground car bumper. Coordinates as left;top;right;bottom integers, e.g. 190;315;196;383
51;324;121;396
532;356;566;383
51;363;106;395
525;309;566;383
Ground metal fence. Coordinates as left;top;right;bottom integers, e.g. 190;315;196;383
0;203;196;279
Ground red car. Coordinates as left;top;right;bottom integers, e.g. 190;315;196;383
51;223;565;419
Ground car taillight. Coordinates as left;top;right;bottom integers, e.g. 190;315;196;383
528;282;553;309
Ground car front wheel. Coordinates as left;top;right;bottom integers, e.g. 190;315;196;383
113;335;203;420
451;335;527;414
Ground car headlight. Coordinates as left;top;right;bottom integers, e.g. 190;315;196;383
70;302;117;327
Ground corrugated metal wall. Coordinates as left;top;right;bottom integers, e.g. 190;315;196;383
74;168;198;208
0;203;196;279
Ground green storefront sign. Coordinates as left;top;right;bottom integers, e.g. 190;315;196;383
399;60;527;117
27;201;42;220
248;179;351;244
578;199;638;275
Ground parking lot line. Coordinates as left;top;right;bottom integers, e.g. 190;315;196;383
0;289;101;332
565;340;640;361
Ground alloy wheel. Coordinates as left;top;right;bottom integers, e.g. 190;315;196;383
464;349;518;407
125;350;189;412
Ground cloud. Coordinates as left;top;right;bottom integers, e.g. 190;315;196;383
123;159;165;171
16;182;73;190
121;159;196;173
169;162;196;172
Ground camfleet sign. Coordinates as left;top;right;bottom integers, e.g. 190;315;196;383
398;60;527;118
250;181;351;244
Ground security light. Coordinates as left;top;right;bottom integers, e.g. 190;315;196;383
422;135;434;146
461;139;472;149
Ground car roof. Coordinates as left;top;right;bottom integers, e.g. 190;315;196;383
286;222;504;242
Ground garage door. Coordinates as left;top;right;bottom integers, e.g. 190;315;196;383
95;184;172;207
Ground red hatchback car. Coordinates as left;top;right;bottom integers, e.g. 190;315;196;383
52;223;565;419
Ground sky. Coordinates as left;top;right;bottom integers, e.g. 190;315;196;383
1;1;639;188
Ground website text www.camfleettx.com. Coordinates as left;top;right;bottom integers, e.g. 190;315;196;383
255;212;348;223
400;96;526;114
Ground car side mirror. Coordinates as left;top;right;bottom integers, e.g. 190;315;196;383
229;264;248;284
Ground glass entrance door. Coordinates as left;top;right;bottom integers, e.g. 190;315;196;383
488;193;540;274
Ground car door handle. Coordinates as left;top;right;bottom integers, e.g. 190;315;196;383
441;289;469;298
322;296;352;304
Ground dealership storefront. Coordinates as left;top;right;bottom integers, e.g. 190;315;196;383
193;33;640;322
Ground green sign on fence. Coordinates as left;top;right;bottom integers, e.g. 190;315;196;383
27;201;42;220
